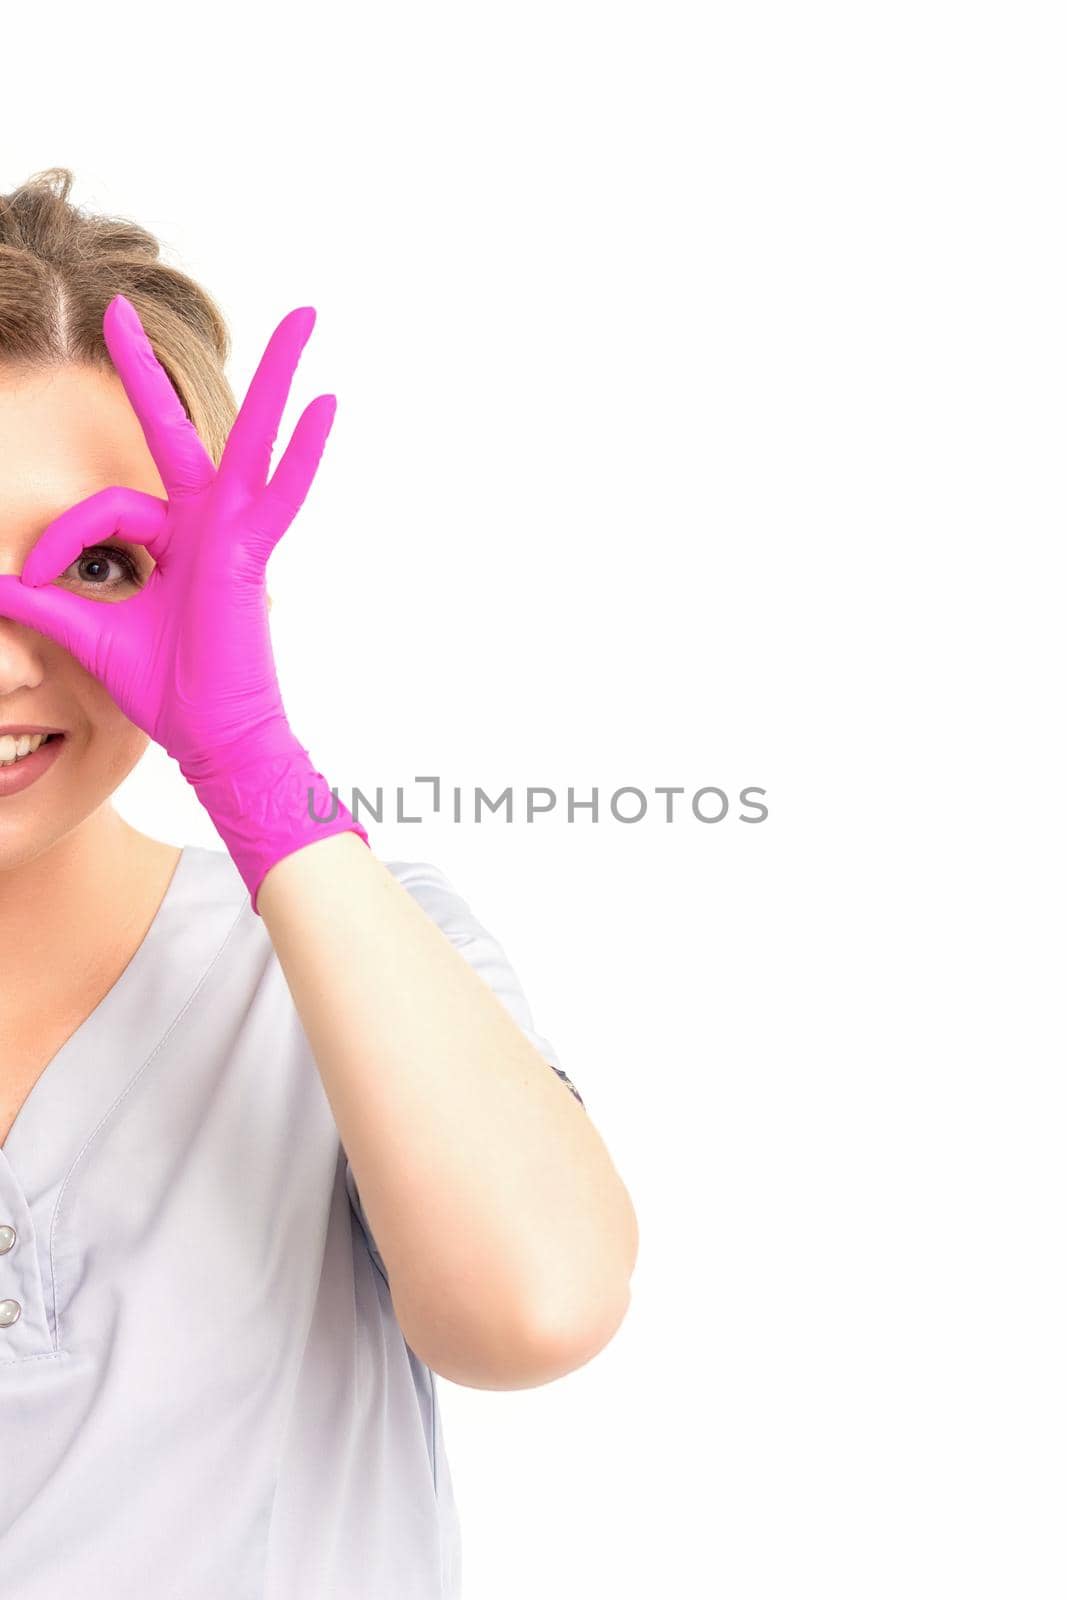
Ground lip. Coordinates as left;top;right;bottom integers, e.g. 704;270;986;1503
0;725;67;736
0;732;67;798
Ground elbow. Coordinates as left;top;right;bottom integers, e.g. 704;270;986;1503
516;1187;639;1373
523;1275;634;1373
399;1192;640;1390
400;1281;634;1391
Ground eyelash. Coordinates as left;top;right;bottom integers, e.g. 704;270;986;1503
68;543;144;590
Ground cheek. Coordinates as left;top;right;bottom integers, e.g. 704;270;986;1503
72;669;151;774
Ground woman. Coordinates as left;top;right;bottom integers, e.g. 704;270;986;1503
0;169;638;1597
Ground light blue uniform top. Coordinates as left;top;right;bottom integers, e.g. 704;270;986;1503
0;844;583;1597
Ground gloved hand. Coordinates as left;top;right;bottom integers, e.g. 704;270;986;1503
0;292;370;913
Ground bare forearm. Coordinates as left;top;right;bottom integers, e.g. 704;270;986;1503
257;830;638;1383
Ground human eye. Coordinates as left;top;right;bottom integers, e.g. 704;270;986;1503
58;542;147;595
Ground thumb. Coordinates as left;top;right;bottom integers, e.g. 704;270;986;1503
0;574;111;676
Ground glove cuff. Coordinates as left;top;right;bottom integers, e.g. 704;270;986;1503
186;737;370;915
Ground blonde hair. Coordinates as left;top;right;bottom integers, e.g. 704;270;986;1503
0;166;237;464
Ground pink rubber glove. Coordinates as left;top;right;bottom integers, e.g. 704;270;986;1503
0;293;369;913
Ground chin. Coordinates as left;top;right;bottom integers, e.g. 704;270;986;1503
0;730;150;869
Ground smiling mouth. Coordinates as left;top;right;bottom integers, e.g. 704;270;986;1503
0;732;65;767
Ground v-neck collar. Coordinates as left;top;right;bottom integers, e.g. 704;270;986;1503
0;844;250;1208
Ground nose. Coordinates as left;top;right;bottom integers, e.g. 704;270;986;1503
0;615;47;695
0;534;55;684
0;544;47;694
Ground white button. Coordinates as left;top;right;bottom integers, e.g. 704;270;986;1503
0;1299;21;1328
0;1224;16;1254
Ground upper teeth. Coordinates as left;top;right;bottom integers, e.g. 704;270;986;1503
0;733;51;765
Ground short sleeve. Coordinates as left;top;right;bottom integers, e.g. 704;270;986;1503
345;859;585;1285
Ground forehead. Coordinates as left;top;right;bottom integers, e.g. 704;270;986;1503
0;363;166;515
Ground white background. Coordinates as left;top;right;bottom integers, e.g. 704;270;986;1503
5;4;1064;1595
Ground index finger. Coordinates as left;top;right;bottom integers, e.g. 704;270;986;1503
102;295;216;501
